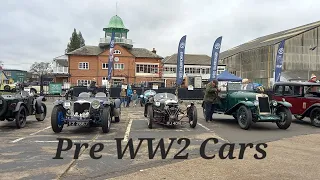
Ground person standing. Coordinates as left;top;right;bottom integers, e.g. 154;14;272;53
203;79;220;122
126;85;133;107
131;90;138;107
120;88;126;107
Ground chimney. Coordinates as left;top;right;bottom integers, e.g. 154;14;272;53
152;48;156;54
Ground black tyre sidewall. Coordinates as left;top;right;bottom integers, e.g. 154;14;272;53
36;103;47;121
276;106;292;129
51;105;64;133
15;106;27;128
310;107;320;127
147;105;153;129
101;106;111;133
189;106;197;128
237;105;252;130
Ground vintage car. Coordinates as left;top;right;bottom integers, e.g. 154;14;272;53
0;91;47;128
140;89;157;107
272;81;320;127
51;86;121;133
202;82;293;130
144;92;197;129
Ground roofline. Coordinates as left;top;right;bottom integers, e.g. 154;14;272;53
2;69;27;72
220;23;320;60
273;81;320;86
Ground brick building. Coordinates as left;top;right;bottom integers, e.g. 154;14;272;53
66;15;163;86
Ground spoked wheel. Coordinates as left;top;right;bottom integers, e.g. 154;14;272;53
310;107;320;127
36;103;47;121
101;106;111;133
188;106;198;128
51;105;65;133
15;106;27;128
237;105;252;130
147;105;153;129
275;106;292;129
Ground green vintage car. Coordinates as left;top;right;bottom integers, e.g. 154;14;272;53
202;82;293;130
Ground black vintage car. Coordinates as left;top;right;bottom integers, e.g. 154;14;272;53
51;86;121;133
144;92;197;128
0;91;47;128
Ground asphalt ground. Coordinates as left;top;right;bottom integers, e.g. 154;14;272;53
0;101;319;179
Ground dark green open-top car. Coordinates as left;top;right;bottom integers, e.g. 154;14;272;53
202;82;293;130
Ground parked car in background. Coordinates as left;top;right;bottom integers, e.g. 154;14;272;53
272;81;320;127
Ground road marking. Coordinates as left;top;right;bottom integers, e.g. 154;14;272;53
29;126;51;135
198;123;210;131
124;119;133;142
11;137;25;143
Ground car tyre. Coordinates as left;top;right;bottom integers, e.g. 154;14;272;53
0;96;7;117
188;106;198;128
15;106;27;128
101;106;111;133
276;106;292;129
237;105;252;130
310;107;320;127
4;85;10;92
147;105;153;129
36;103;47;121
51;105;65;133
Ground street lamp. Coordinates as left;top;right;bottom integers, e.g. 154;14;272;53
308;45;318;79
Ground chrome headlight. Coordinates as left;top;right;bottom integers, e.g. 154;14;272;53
63;101;71;109
253;100;259;106
272;100;278;106
91;100;100;109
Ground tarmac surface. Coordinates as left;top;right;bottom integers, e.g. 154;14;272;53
0;101;319;179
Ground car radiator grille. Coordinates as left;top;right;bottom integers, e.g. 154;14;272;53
74;102;90;114
258;97;270;113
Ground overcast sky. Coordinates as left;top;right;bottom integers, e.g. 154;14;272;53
0;0;319;70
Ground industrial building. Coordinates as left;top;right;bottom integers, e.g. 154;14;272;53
219;20;320;87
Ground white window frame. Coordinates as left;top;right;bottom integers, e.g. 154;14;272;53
135;64;159;74
78;62;89;70
114;63;124;70
102;63;108;69
77;79;92;86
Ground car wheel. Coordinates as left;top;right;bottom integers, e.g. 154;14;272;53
310;107;320;127
237;105;252;130
30;88;37;95
15;106;27;128
188;106;198;128
51;105;65;133
4;85;10;92
115;107;121;123
0;96;7;117
294;115;304;120
101;106;111;133
276;106;292;129
147;105;153;129
36;103;47;121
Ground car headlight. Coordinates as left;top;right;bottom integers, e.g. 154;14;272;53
272;100;277;106
253;100;259;106
63;101;71;109
91;100;100;109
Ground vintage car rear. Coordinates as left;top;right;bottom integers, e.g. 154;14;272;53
153;93;180;125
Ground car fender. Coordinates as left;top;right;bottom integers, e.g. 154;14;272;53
225;101;255;115
34;96;46;114
113;107;120;117
14;102;26;112
114;98;121;108
276;101;292;108
300;103;320;117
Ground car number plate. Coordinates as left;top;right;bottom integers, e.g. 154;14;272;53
0;100;2;105
68;122;88;126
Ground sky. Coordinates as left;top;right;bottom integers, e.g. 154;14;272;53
0;0;319;71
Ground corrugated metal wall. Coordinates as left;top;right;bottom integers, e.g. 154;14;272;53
221;26;320;87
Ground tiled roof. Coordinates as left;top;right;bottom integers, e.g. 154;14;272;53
66;46;163;59
163;54;212;65
220;20;320;59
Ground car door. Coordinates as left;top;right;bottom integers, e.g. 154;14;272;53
281;85;305;115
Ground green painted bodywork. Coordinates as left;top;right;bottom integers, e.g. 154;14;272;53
276;101;292;108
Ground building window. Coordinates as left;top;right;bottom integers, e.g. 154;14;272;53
102;63;108;69
77;80;91;86
79;62;89;69
163;67;176;73
114;63;124;70
136;64;159;73
113;50;121;54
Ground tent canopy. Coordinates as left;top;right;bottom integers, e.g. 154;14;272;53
217;70;242;82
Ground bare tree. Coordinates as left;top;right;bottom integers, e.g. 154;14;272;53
29;62;52;75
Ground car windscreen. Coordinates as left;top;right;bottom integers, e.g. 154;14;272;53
154;93;178;101
143;90;156;97
228;82;254;91
304;85;320;96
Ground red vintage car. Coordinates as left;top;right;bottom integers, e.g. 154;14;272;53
272;81;320;127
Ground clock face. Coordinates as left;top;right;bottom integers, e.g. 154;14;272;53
114;57;119;62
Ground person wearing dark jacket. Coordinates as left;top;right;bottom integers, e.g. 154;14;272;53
203;79;220;122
